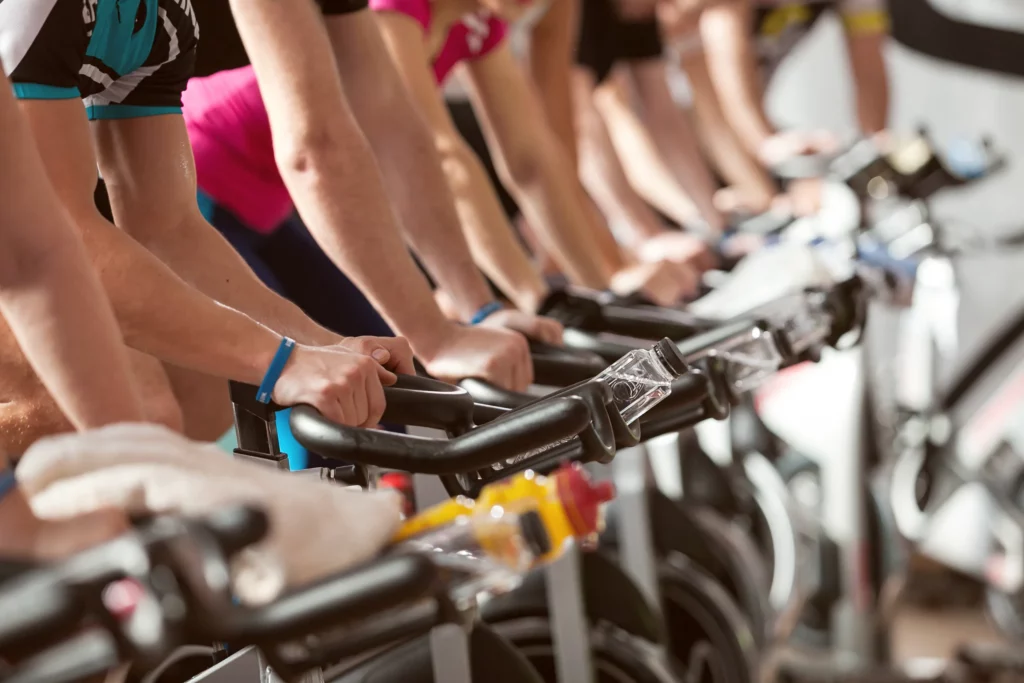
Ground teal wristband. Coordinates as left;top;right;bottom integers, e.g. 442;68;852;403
256;337;296;404
470;301;503;325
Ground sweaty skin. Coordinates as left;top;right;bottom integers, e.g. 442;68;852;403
0;77;129;559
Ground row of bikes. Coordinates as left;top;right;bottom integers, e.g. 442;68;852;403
4;131;1024;683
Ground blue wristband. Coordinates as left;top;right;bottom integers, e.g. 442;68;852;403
256;337;296;404
470;301;504;325
0;461;17;504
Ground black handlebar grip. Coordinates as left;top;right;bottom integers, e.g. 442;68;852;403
201;505;270;559
459;378;530;411
675;318;772;361
598;302;710;342
562;329;644;363
381;375;476;434
240;553;441;643
529;341;607;386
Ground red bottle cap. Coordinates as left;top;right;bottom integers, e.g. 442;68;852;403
379;472;412;491
553;463;615;537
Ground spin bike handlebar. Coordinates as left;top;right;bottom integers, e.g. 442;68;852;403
286;378;606;475
0;505;267;656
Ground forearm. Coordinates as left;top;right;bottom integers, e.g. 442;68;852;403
443;144;551;312
529;0;580;166
0;234;144;429
701;1;776;155
330;16;498;321
848;35;889;135
506;152;623;289
575;83;665;251
683;49;776;207
78;211;280;383
351;101;501;320
628;63;725;234
125;213;340;346
593;82;702;227
279;139;454;354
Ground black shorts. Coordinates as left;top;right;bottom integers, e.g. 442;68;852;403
575;0;664;84
192;0;369;77
0;0;198;119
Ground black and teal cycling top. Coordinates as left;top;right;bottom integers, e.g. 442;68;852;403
0;0;198;119
754;0;889;82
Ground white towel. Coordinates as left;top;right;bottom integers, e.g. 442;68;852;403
17;423;403;605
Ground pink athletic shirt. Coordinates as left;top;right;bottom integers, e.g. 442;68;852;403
368;0;507;83
182;4;506;233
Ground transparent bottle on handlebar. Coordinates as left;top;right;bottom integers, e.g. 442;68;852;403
397;511;548;603
595;339;689;424
392;465;614;603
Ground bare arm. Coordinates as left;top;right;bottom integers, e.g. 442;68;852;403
528;0;580;166
592;74;703;228
323;11;513;319
225;0;459;358
224;1;533;389
94;117;341;347
20;100;282;388
845;31;889;135
621;60;726;234
572;69;665;251
0;87;143;430
700;0;776;157
373;12;553;311
676;42;775;212
464;43;625;288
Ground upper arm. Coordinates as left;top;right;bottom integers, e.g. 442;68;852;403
374;11;467;154
226;0;357;158
92;115;204;236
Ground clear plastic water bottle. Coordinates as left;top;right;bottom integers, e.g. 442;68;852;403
595;339;689;424
397;510;550;602
393;465;615;603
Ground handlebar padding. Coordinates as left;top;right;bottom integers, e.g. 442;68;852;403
675;318;775;361
381;375;476;434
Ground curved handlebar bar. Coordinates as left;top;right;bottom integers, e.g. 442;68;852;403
0;506;268;656
380;375;476;434
529;340;607;386
238;553;441;643
289;395;594;475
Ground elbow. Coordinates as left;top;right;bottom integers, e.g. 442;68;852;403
497;146;546;190
274;125;370;185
